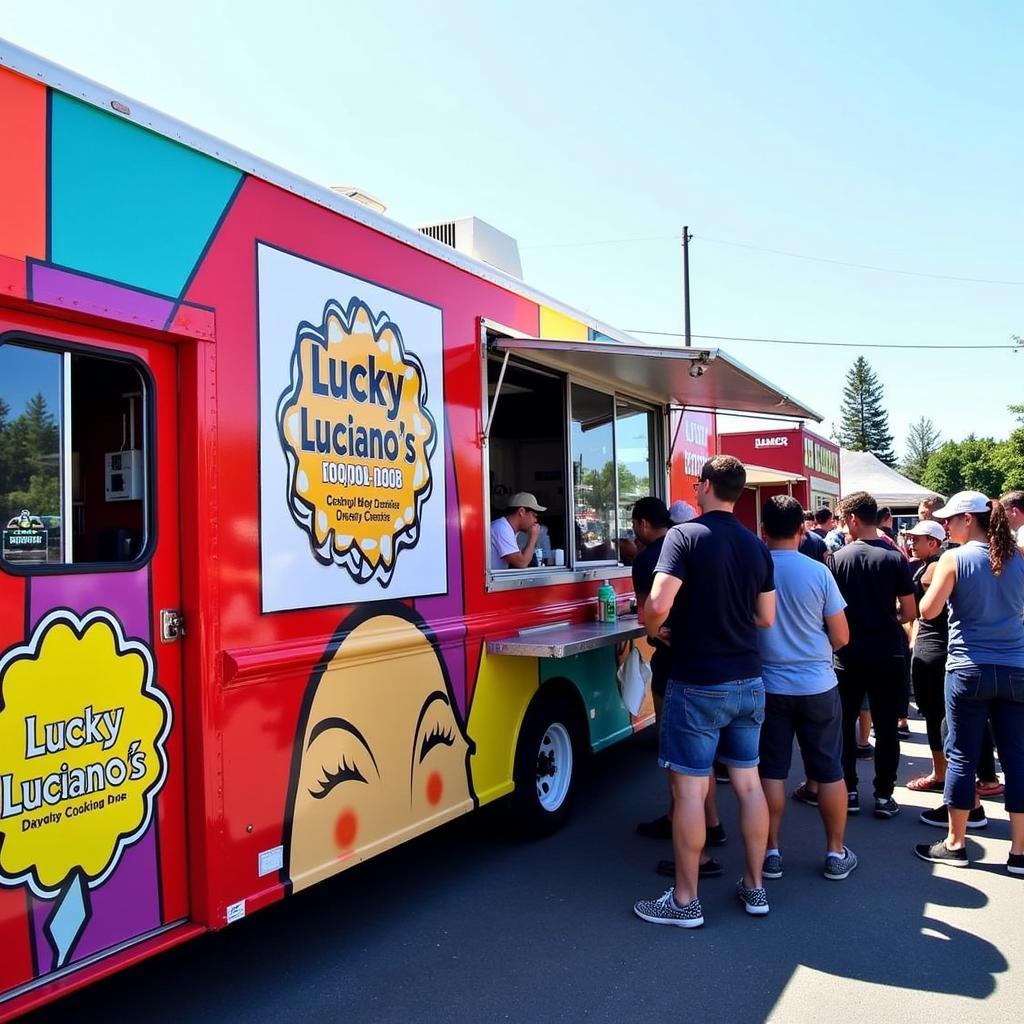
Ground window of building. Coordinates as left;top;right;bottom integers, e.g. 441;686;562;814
0;340;150;570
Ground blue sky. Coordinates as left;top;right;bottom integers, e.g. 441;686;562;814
5;1;1022;458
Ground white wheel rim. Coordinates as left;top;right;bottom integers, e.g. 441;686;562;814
535;722;572;812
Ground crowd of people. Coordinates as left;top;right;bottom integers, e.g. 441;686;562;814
630;457;1024;929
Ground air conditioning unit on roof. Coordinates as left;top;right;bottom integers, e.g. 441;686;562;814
418;216;523;279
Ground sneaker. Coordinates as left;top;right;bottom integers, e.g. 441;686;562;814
713;761;731;784
634;888;704;927
919;805;988;829
636;814;672;840
792;783;819;808
736;879;770;916
707;822;727;846
874;796;900;819
762;852;783;879
897;723;911;740
656;858;723;879
915;840;968;867
847;791;860;815
856;744;874;759
1008;854;1024;877
823;847;858;880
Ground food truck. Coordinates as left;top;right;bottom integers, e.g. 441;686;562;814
719;425;841;532
0;41;819;1018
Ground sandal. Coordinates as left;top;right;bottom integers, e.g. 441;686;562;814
976;780;1005;797
907;775;945;792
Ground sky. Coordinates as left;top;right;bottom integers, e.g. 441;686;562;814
5;1;1022;459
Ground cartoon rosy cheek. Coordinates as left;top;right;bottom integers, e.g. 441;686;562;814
425;771;443;807
334;809;358;850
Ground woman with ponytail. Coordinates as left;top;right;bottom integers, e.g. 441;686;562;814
914;491;1024;875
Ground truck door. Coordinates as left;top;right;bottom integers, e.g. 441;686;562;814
0;323;188;998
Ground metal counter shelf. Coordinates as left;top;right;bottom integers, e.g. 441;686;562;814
485;614;645;659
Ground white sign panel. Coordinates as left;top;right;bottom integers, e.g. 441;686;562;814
257;243;447;612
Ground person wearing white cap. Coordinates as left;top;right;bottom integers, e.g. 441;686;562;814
915;491;1024;875
490;492;546;569
905;520;952;794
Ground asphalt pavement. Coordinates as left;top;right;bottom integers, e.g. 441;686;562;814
24;717;1024;1024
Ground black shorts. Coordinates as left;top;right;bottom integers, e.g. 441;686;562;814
758;688;843;784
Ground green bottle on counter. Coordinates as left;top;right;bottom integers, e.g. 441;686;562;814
597;580;616;623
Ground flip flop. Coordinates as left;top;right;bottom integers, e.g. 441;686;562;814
906;775;944;792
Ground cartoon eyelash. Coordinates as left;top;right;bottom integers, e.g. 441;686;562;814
308;755;368;799
419;722;455;763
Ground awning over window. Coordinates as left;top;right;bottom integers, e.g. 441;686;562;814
489;336;821;421
743;464;806;487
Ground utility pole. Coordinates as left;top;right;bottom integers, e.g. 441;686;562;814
682;226;692;347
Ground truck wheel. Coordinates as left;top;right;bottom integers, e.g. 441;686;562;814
511;693;581;836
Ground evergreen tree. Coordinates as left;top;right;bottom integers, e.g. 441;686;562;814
901;416;942;482
837;357;896;466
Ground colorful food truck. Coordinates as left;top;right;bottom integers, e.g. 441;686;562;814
0;41;818;1019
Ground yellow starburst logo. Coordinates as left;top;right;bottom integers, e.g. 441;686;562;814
0;610;170;897
276;298;437;586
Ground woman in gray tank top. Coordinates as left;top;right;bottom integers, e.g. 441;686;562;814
914;491;1024;875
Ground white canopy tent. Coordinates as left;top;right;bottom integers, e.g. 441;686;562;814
839;449;943;511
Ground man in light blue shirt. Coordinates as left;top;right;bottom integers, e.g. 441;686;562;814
758;496;857;881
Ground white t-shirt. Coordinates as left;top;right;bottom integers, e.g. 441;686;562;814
490;517;520;569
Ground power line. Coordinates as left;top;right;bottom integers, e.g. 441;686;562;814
698;236;1024;287
627;329;1023;351
519;232;1024;286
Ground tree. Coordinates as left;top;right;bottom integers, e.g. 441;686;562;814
901;416;942;482
921;436;1005;497
993;404;1024;491
837;357;896;466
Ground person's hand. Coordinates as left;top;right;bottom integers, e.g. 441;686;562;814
527;522;541;542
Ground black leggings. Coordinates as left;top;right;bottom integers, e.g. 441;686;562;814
912;655;945;751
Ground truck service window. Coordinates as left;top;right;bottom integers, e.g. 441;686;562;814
486;357;568;566
0;341;150;569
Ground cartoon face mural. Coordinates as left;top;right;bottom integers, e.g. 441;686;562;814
284;607;475;892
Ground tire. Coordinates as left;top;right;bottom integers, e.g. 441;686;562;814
510;691;582;836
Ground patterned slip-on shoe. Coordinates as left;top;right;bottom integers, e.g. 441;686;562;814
634;889;704;928
736;879;770;916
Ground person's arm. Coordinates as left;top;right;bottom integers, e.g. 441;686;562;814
825;609;849;651
897;593;917;624
646;571;681;637
502;522;541;568
754;590;776;628
919;552;957;619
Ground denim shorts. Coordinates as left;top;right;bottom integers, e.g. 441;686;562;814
659;677;765;776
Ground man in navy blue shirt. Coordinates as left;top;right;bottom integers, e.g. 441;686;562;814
633;456;776;929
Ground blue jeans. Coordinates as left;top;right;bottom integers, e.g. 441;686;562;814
944;664;1024;813
658;677;765;776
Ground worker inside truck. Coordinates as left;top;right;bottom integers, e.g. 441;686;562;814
490;491;547;568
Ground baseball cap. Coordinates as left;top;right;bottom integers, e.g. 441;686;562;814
507;492;546;512
906;520;946;542
932;491;991;520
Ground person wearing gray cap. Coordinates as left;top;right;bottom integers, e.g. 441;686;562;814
490;492;546;569
915;491;1024;875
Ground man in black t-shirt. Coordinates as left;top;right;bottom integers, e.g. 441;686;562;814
633;457;776;929
799;511;827;561
828;492;916;819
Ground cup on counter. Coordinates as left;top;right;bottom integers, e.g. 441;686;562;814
552;548;565;566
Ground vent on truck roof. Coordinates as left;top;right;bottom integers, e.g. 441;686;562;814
418;216;523;279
